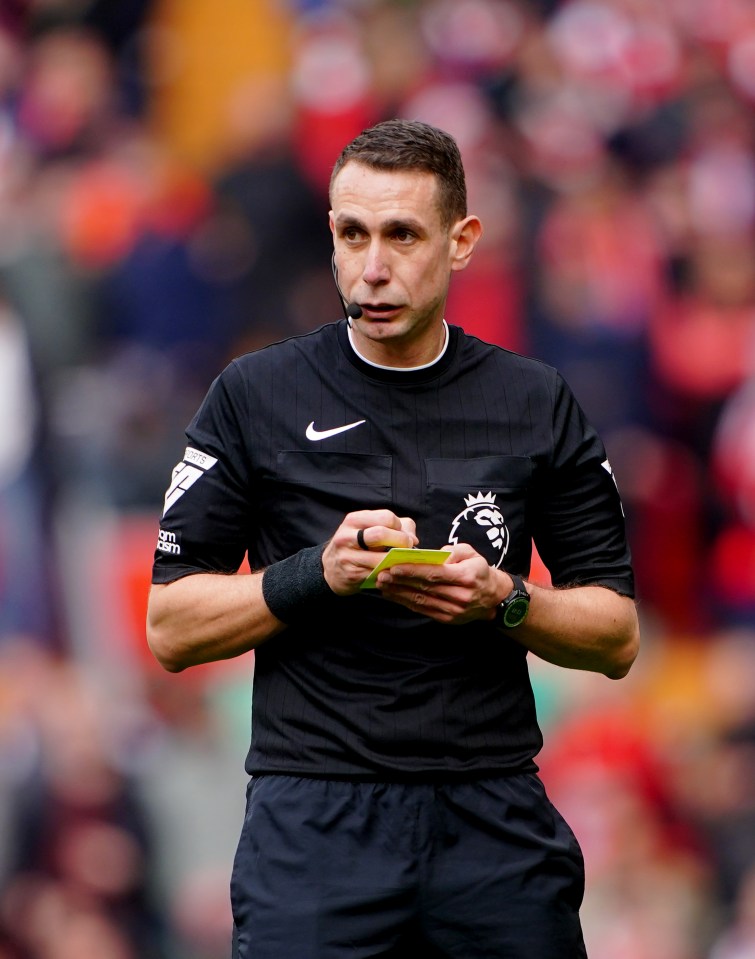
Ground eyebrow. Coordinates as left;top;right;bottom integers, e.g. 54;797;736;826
334;213;426;235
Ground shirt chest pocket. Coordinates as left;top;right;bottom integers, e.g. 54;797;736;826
425;455;534;570
263;451;393;550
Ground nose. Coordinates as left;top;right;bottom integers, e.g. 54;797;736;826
362;240;390;286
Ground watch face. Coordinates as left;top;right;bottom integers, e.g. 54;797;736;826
502;597;529;628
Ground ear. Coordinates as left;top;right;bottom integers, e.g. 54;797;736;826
328;210;336;237
450;215;483;273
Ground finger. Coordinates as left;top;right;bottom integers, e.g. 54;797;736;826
380;563;447;584
357;525;416;552
347;509;405;531
399;516;418;542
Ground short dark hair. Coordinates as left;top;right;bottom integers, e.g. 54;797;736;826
330;119;468;229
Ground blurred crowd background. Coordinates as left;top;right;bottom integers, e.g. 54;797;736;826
1;0;755;956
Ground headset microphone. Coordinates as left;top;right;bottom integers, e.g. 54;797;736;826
332;252;362;325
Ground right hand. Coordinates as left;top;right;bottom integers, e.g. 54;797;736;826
321;509;418;595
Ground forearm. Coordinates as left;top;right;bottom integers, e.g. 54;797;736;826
147;513;412;673
511;581;640;679
147;572;285;672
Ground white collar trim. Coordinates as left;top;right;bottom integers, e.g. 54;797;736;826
348;320;449;371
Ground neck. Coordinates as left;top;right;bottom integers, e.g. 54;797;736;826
348;321;449;370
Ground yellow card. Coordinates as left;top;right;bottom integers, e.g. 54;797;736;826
360;548;451;590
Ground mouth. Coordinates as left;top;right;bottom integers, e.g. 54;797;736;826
359;303;401;320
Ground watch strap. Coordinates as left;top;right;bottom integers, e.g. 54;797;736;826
494;572;530;630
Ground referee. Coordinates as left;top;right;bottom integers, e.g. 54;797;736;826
147;118;640;959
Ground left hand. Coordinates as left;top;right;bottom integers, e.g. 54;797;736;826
376;542;506;625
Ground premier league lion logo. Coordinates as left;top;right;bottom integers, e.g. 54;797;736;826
448;492;510;568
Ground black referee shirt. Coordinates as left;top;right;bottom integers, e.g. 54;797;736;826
152;320;634;780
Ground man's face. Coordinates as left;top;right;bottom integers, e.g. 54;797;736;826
329;161;463;362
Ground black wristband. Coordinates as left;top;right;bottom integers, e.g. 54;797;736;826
262;544;331;625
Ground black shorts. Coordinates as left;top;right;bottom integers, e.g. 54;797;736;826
230;774;587;959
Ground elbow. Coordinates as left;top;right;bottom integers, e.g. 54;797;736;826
605;654;636;681
149;644;188;674
604;619;641;680
146;622;189;674
153;655;187;675
146;586;195;673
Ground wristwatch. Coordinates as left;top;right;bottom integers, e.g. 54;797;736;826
494;573;530;629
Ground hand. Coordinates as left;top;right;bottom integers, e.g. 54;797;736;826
376;542;505;624
322;509;418;595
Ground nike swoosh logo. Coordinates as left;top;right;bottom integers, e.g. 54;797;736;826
306;419;366;441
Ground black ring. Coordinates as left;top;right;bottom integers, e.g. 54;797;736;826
357;528;368;551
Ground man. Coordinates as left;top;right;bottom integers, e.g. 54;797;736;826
147;119;640;959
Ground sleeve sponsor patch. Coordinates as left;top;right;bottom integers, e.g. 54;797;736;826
156;527;182;555
162;446;218;516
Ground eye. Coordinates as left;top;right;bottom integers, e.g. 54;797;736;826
342;226;364;243
392;228;415;244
